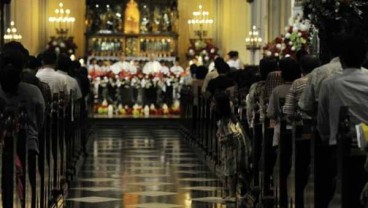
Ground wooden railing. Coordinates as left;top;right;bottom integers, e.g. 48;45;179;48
0;90;90;208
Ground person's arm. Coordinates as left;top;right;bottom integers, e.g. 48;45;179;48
299;74;315;115
317;81;330;143
284;86;295;122
267;89;276;119
34;88;46;131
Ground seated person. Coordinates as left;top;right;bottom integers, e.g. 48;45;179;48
283;55;321;121
267;57;301;146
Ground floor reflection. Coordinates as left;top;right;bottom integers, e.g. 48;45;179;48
66;129;235;208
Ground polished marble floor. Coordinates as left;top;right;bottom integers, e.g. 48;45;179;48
66;128;235;208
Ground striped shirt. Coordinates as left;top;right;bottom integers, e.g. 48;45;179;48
264;71;283;102
283;76;309;117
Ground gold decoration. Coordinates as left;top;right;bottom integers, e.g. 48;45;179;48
124;0;140;34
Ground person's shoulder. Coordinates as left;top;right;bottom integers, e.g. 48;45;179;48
19;82;42;94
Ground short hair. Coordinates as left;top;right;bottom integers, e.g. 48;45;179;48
175;57;180;62
340;34;367;68
26;56;42;70
2;41;28;68
259;57;278;80
57;54;72;73
196;65;208;80
299;55;321;74
0;49;25;94
42;50;57;65
327;34;344;57
227;51;239;58
279;57;301;82
214;57;230;74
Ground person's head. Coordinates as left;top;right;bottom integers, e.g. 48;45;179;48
42;50;57;66
148;53;156;62
26;56;42;71
57;54;72;73
213;92;232;119
299;55;321;75
175;57;180;65
227;51;239;60
214;57;230;74
160;60;166;66
327;34;343;58
296;49;309;63
196;65;208;80
339;34;367;69
279;57;301;82
259;57;278;80
90;58;97;65
2;41;28;68
0;49;25;94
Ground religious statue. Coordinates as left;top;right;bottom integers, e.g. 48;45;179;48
124;0;140;34
152;6;161;33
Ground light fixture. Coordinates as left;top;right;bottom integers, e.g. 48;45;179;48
48;2;76;36
187;5;214;40
4;21;22;41
245;25;262;65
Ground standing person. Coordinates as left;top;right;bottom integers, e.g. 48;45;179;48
110;53;137;75
227;51;243;70
56;54;82;101
143;54;161;74
0;43;46;208
213;92;251;201
170;57;184;76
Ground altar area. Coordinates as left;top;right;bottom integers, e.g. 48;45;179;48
85;0;184;118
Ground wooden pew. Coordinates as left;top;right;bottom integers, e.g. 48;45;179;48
329;106;368;208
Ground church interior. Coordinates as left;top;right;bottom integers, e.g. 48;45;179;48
0;0;368;207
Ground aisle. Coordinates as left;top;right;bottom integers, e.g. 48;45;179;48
66;128;234;208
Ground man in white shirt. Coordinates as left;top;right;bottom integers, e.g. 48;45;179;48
226;51;243;70
170;57;184;76
143;54;161;74
318;35;368;145
36;50;68;95
110;53;137;75
56;54;82;101
160;60;170;75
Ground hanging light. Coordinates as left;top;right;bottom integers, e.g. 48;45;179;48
187;4;214;40
4;21;22;41
48;2;76;36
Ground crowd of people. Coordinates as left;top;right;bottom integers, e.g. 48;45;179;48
0;41;91;206
186;34;368;203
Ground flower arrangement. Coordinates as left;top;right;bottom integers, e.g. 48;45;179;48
263;15;312;59
186;39;219;66
46;36;78;56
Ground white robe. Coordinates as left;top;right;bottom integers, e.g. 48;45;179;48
110;61;137;74
143;61;161;74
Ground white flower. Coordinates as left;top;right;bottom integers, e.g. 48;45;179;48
204;56;210;61
299;24;309;31
285;54;291;58
189;49;194;55
276;44;282;49
265;50;272;57
202;50;207;55
68;49;73;54
52;41;57;46
274;53;279;57
289;41;293;46
59;42;66;48
281;43;286;50
285;33;291;39
210;48;215;54
55;47;60;54
298;32;302;37
292;27;298;33
291;46;296;51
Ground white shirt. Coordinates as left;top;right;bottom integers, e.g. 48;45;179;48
110;61;137;74
36;67;68;95
161;66;170;75
88;64;101;73
170;65;184;76
143;61;161;74
227;59;242;70
56;71;82;100
318;68;368;145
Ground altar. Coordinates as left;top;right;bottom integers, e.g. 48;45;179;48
85;0;183;117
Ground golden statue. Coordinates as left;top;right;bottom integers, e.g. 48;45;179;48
124;0;140;34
